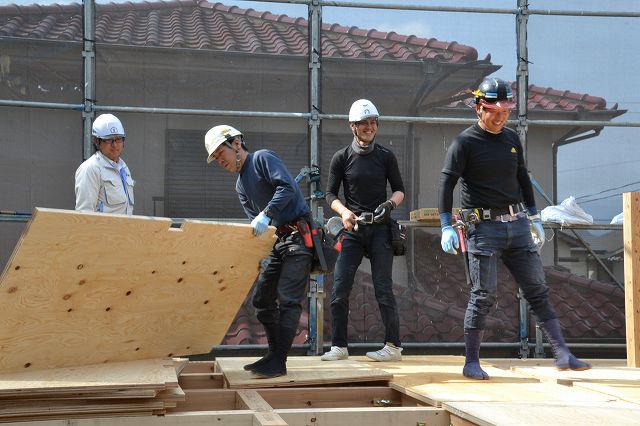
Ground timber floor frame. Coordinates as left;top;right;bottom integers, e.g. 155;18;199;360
6;355;639;426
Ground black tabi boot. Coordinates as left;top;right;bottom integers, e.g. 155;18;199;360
540;318;591;371
252;326;297;379
463;329;489;380
244;322;278;372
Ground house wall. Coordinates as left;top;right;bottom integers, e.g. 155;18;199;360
0;42;608;280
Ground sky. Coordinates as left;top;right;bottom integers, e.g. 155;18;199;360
4;0;640;222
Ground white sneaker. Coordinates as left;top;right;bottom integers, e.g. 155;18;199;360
320;346;349;361
366;344;402;361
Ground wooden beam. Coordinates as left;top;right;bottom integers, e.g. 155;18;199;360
178;373;224;390
624;192;640;367
276;407;449;426
235;390;287;426
257;386;407;408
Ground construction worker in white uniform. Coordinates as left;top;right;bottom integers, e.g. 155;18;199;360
75;114;134;215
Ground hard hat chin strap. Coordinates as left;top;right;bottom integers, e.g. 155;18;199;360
235;150;242;172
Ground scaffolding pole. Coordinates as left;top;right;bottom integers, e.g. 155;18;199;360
306;0;325;356
82;0;96;160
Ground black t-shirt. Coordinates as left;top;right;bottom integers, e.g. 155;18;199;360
441;123;535;209
326;143;405;213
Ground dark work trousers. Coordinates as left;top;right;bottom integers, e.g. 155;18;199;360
330;222;400;348
464;216;556;331
252;231;313;331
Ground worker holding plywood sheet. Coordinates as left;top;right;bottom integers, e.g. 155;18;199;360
205;125;313;379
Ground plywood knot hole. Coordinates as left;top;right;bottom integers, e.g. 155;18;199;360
78;279;86;286
182;260;187;265
63;294;72;300
105;307;111;312
77;264;84;270
14;266;20;270
151;270;157;274
126;291;132;296
177;277;183;283
24;362;31;368
135;347;140;351
7;286;17;294
185;346;190;350
167;353;173;357
212;270;218;275
204;300;209;304
219;286;227;292
67;308;72;313
230;265;235;269
218;278;224;284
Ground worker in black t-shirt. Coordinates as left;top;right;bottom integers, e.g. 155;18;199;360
438;78;591;379
321;99;405;362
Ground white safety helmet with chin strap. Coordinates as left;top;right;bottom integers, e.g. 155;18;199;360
348;99;379;122
204;125;243;164
92;114;125;139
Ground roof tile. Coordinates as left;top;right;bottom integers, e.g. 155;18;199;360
0;0;479;64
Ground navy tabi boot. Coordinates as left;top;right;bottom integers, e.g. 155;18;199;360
540;318;591;371
252;326;297;379
244;322;278;371
463;329;490;380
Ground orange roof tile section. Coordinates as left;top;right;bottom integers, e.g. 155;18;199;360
0;0;478;62
0;1;611;112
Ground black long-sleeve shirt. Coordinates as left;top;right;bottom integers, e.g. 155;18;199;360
326;143;404;214
439;123;535;213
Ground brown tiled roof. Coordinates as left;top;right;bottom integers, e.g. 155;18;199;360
0;0;480;63
222;229;624;346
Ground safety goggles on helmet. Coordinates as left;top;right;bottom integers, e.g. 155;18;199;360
477;97;516;110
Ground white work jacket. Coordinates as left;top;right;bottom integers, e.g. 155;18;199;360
74;152;135;215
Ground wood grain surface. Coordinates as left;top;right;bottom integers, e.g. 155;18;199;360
0;208;275;373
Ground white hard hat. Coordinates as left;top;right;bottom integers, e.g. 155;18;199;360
92;114;125;138
348;99;379;122
204;125;243;163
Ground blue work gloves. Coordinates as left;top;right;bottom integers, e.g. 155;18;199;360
440;226;459;254
373;199;395;224
439;212;459;254
251;211;270;236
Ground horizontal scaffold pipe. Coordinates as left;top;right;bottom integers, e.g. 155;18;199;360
2;99;639;127
233;0;640;17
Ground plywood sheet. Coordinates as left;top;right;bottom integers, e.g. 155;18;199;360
378;356;618;407
0;358;178;396
443;401;640;426
217;357;392;388
497;359;640;404
0;208;275;373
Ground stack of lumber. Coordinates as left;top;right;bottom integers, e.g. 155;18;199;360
0;359;184;423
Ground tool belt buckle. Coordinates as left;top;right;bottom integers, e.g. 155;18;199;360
482;209;492;221
359;212;374;224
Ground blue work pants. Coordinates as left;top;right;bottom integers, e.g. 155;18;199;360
464;216;556;331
